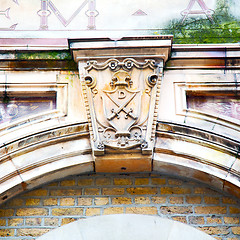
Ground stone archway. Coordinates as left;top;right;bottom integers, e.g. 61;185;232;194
37;214;215;240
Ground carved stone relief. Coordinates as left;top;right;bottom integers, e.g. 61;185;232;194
80;57;163;156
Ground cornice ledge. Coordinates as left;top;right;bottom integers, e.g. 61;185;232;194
69;36;173;64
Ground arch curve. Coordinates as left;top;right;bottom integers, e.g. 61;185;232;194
0;119;239;204
37;214;215;240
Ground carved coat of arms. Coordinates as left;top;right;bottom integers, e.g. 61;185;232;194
81;58;162;156
102;70;142;148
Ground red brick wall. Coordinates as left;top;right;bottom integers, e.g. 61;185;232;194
0;173;239;239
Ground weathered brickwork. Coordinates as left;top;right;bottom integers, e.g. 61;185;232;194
0;173;239;240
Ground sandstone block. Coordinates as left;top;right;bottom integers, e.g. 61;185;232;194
16;208;48;216
126;187;157;195
135;178;149;185
94;197;109;205
52;208;83;216
78;197;92;206
160;206;193;214
85;208;101;216
194;206;226;214
114;178;132;185
103;207;124;215
95;177;111;185
102;188;125;195
126;207;157;215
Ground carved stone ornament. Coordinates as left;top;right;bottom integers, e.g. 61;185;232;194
80;57;163;156
71;36;172;172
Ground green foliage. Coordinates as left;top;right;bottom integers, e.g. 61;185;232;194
16;51;72;60
157;0;240;44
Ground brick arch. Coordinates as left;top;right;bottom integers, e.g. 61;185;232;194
1;173;240;239
36;214;215;240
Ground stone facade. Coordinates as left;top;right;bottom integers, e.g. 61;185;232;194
0;174;239;239
0;26;239;240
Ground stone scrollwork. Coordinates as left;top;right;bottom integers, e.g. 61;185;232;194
86;58;156;72
80;58;163;156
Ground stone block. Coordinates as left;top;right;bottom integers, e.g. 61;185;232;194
7;218;23;226
168;179;183;185
61;218;78;226
50;189;82;196
186;196;202;204
169;197;184;204
84;188;100;195
126;207;157;215
114;178;132;185
171;216;187;224
161;187;191;195
198;226;229;235
112;197;132;205
52;208;83;216
194;206;226;214
204;196;220;204
229;207;240;214
43;198;58;206
102;188;125;195
60;180;76;186
78;197;92;206
85;208;101;216
23;189;48;197
0;209;14;217
78;179;94;186
160;206;193;214
17;228;51;237
232;227;240;235
26;198;41;206
151;196;166;204
135;197;151;204
0;229;15;237
189;216;205;225
60;198;75;206
206;217;222;224
95;178;111;186
0;219;6;226
44;218;59;226
25;218;42;226
222;197;237;204
94;197;109;206
8;198;24;207
224;217;239;224
16;208;48;216
135;178;149;185
126;187;157;195
151;178;166;185
103;207;124;215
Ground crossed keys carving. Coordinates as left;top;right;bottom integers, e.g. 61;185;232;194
105;92;138;121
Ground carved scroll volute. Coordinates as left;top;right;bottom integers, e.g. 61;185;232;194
79;58;163;158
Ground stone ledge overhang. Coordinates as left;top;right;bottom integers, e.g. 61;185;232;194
0;39;240;70
69;36;173;64
167;43;240;69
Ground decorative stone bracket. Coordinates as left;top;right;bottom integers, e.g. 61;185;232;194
70;36;172;172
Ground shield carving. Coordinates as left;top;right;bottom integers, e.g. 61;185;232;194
101;71;142;148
